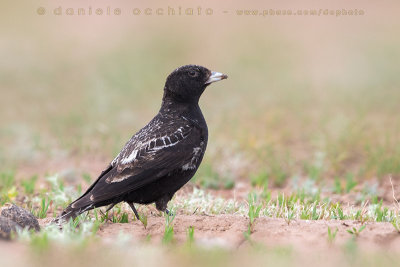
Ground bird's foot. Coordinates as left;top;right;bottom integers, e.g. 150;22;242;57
165;208;173;216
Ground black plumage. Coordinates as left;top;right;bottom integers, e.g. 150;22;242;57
56;65;227;222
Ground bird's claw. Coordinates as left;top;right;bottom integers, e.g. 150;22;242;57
165;209;174;216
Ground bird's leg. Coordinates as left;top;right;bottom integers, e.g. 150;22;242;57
156;196;173;216
105;203;116;213
128;202;141;221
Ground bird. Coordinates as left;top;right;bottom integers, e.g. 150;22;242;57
55;65;228;223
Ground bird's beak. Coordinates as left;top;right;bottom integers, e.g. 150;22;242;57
205;71;228;84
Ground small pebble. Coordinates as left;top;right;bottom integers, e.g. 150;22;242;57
0;216;19;240
0;203;40;232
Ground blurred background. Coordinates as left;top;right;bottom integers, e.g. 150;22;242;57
1;0;399;189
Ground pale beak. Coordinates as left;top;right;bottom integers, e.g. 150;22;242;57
205;71;228;84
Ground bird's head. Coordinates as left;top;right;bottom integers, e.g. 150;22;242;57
163;65;228;103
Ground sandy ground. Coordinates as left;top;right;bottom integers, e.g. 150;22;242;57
92;215;400;252
3;214;400;267
13;156;400;255
10;156;400;256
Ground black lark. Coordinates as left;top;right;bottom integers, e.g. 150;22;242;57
56;65;228;223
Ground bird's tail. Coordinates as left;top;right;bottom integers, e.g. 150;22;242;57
53;195;95;225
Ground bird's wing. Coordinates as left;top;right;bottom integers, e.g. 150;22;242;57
85;118;204;203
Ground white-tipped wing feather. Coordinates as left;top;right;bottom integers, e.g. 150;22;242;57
78;116;206;203
111;118;193;173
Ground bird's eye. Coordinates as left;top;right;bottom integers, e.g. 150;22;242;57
188;70;198;77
